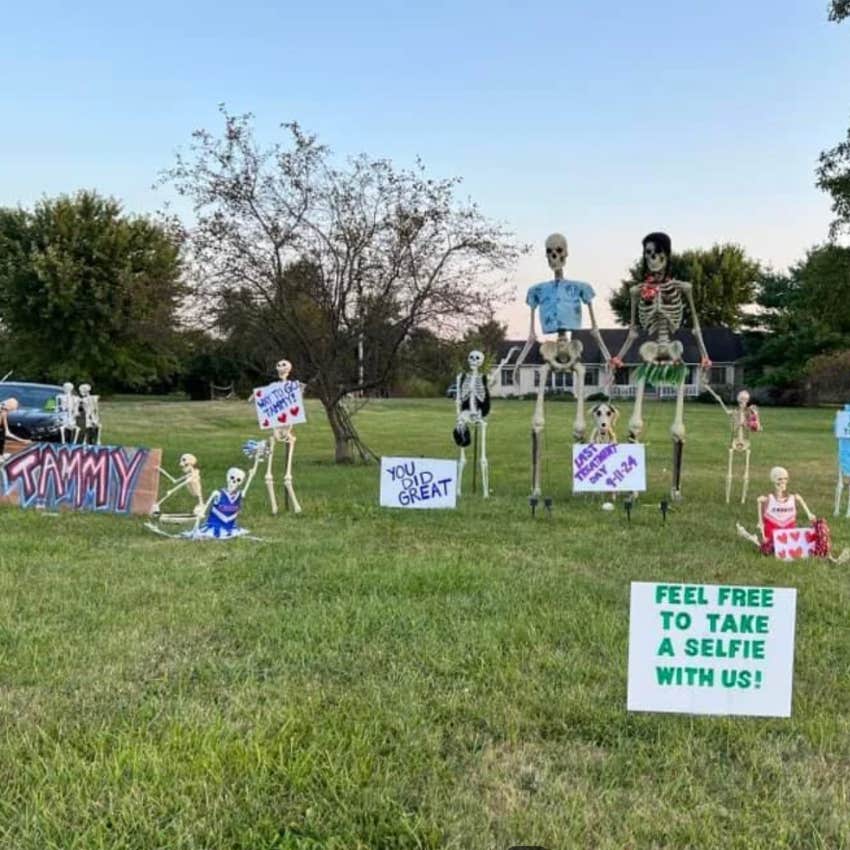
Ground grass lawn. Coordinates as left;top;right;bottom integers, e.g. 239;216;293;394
1;397;849;850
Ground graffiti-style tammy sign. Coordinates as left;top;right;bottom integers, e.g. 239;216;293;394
254;381;306;430
572;443;647;493
380;457;457;509
0;443;161;515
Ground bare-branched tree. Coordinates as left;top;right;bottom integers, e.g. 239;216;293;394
163;108;523;462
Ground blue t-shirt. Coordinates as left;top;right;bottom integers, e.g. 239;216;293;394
526;279;595;333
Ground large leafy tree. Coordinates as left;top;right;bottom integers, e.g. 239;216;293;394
608;243;760;328
164;108;522;463
0;191;183;389
829;0;849;22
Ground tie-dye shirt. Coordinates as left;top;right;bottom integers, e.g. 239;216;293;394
526;279;595;333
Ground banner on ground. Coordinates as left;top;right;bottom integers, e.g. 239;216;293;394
572;443;646;492
627;582;797;717
380;457;457;509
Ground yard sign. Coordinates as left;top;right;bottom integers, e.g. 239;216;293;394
380;457;457;509
254;380;306;430
572;443;646;493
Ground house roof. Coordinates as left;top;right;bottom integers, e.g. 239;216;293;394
496;327;745;366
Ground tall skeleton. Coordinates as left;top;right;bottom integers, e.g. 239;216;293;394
611;232;711;501
56;383;80;443
714;389;761;504
513;233;610;498
453;349;490;497
78;384;101;444
247;359;302;514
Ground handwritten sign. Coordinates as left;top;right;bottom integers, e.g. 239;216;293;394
254;381;306;430
379;457;457;509
572;443;646;492
0;442;161;515
835;409;850;439
627;582;797;717
773;528;814;561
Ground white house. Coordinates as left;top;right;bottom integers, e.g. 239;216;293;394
490;327;746;399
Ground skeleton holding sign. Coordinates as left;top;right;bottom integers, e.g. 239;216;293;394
249;359;304;514
512;233;611;499
453;349;491;497
611;232;711;501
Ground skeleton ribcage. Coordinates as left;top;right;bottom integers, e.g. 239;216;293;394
638;283;684;343
460;374;490;417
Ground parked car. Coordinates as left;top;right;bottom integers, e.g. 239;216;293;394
445;383;457;399
1;382;65;442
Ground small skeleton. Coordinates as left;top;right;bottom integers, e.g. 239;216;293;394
453;349;491;497
835;405;850;518
77;384;101;444
513;233;611;498
152;453;204;520
56;382;80;443
0;398;29;462
713;389;762;504
611;232;711;501
249;359;302;514
736;466;813;552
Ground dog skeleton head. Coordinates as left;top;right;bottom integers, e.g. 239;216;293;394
545;233;568;276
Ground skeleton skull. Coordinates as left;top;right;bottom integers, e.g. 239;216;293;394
737;390;750;408
276;359;293;381
226;467;246;493
1;398;19;413
79;383;91;397
467;350;484;371
179;453;197;473
770;466;789;496
642;232;671;278
62;382;74;393
544;233;568;275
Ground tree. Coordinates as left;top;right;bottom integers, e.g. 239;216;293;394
829;0;849;22
164;108;523;463
608;243;760;328
0;191;183;389
744;244;850;389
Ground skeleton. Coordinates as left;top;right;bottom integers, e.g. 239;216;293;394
513;233;611;498
713;389;762;504
835;405;850;518
736;466;813;552
0;398;29;462
152;453;204;520
77;384;101;444
249;359;302;514
184;465;258;539
611;232;711;501
453;349;491;497
56;382;80;443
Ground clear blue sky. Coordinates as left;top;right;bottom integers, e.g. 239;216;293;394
2;0;848;332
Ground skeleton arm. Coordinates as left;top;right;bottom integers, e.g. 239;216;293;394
455;373;463;417
193;490;219;532
795;493;815;522
154;472;192;511
680;282;711;367
586;301;611;365
157;466;179;484
757;495;767;539
613;286;641;365
512;307;538;371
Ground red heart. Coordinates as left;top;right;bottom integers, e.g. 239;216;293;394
805;530;817;543
277;413;287;423
790;531;800;542
776;533;788;544
290;405;300;416
777;550;787;559
789;547;803;559
262;418;270;427
256;390;263;398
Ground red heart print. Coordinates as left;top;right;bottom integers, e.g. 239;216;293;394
790;531;800;542
789;547;803;559
805;530;817;543
277;413;287;423
290;405;300;416
262;418;270;427
776;533;788;544
256;390;263;398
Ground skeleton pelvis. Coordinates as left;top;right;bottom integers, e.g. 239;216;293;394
639;340;683;363
540;338;583;368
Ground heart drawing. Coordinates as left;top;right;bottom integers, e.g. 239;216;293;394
789;531;800;542
776;533;788;545
290;405;300;416
788;547;804;559
262;418;270;427
277;413;288;423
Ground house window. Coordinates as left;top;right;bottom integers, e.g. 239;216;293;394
710;366;728;385
553;371;572;390
501;368;514;386
584;367;599;387
533;369;540;387
615;367;631;385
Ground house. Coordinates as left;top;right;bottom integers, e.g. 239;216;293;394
490;327;745;399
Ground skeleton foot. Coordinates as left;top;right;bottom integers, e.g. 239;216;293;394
627;415;643;443
736;523;760;547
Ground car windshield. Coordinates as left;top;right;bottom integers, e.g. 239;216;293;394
1;383;60;410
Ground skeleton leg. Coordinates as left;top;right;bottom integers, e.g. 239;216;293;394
479;420;489;498
572;362;586;441
283;434;302;514
725;449;734;504
265;438;278;515
458;445;466;497
531;365;550;497
741;447;751;505
670;378;686;501
628;376;647;442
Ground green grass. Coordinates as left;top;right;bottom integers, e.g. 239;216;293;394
1;397;849;850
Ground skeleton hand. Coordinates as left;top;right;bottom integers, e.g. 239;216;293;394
609;356;623;370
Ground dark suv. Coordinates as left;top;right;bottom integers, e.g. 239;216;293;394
1;382;65;442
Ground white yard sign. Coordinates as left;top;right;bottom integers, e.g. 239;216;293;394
572;443;647;493
380;457;457;509
627;582;797;717
835;410;850;439
253;381;306;430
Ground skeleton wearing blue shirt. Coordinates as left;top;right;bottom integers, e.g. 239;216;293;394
512;233;611;500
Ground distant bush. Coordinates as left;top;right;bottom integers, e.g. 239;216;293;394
398;377;442;398
807;350;850;404
586;391;610;402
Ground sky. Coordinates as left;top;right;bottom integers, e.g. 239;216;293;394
1;0;848;336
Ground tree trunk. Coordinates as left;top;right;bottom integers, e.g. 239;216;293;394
323;396;376;464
